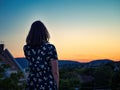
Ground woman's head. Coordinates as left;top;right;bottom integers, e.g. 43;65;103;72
26;20;50;46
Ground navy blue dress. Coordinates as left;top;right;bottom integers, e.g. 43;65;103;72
23;42;58;90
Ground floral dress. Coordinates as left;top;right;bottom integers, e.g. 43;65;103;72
23;42;58;90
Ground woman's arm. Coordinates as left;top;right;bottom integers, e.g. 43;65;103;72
50;60;59;88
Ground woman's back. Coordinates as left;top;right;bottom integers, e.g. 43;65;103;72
24;20;59;90
24;42;58;90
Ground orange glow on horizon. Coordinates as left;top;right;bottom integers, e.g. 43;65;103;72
13;49;120;62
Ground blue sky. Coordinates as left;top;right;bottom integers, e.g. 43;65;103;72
0;0;120;62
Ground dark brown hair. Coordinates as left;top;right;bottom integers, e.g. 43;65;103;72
26;20;50;46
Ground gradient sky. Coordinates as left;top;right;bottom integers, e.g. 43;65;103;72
0;0;120;62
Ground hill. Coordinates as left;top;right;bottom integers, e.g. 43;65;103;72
87;59;113;67
15;58;119;70
15;58;82;69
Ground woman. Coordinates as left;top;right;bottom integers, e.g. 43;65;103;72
23;20;59;90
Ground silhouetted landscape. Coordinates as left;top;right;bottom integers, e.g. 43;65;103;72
16;58;120;70
1;0;120;89
0;45;120;90
16;58;120;90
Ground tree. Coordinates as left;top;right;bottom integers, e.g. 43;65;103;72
59;68;81;90
0;57;26;90
112;70;120;90
93;65;113;88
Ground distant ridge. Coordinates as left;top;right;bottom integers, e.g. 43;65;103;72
90;59;113;63
89;59;113;64
15;58;118;70
15;58;28;70
15;58;82;69
87;59;114;67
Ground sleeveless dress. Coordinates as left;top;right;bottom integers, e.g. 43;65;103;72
23;42;58;90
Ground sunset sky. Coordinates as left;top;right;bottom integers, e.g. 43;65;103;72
0;0;120;62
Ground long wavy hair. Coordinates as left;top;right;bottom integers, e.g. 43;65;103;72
26;20;50;46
